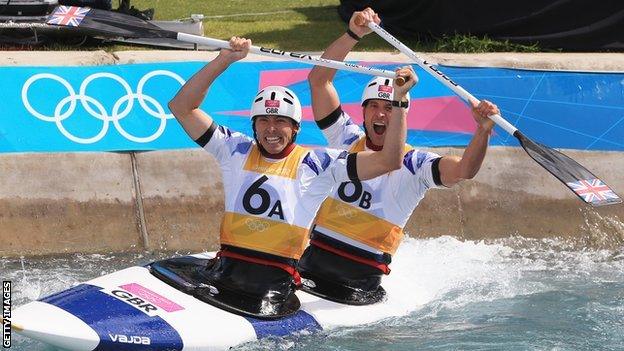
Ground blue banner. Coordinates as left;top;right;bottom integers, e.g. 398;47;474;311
0;61;622;153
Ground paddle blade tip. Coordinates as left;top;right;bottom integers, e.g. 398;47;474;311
586;197;622;207
46;5;92;27
566;179;622;207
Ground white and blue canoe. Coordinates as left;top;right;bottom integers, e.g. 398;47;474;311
12;252;416;351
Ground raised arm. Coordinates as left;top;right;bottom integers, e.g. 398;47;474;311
354;66;415;181
308;7;381;121
438;100;499;187
168;37;251;141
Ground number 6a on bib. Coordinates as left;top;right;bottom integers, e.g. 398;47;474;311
242;175;285;220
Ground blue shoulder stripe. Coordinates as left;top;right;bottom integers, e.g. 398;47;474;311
302;153;320;175
312;149;331;171
403;149;416;175
343;134;359;146
232;141;252;156
218;125;233;137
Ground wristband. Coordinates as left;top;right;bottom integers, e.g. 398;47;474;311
391;100;409;109
346;29;361;41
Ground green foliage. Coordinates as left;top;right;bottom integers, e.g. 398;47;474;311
103;0;544;52
432;33;540;53
2;1;541;52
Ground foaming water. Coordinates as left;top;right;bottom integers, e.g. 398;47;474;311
235;237;623;350
3;237;623;350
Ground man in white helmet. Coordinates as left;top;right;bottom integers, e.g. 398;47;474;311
166;36;416;318
300;8;501;305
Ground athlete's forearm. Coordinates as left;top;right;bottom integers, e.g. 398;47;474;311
458;126;491;179
383;105;408;168
168;56;233;141
170;56;231;115
308;33;359;85
379;73;411;173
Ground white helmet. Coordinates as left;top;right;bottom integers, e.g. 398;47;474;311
361;77;410;109
250;86;302;124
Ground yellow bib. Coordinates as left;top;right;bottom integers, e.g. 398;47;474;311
220;145;310;259
314;136;412;255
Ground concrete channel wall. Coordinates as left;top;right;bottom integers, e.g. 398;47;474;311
0;51;622;257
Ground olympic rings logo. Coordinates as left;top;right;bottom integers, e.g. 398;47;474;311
245;218;270;232
21;70;185;144
338;205;358;219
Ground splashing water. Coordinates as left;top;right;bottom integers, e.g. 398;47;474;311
3;236;623;350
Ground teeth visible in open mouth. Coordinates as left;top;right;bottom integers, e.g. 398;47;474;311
373;122;386;127
266;136;280;144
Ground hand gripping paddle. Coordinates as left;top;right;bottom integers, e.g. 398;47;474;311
367;21;621;207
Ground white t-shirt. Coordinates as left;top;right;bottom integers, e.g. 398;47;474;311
202;124;354;259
